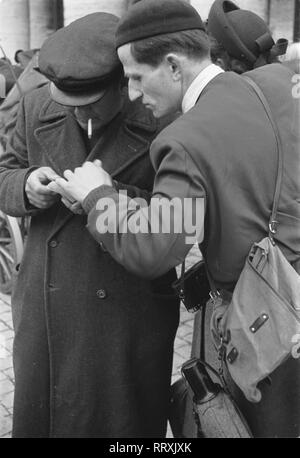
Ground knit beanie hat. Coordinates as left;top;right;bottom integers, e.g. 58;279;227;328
116;0;205;49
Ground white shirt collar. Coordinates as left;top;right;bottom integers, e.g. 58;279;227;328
182;63;224;113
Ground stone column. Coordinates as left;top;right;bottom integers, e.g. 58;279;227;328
269;0;294;41
29;0;59;49
0;0;30;62
294;0;300;41
63;0;131;26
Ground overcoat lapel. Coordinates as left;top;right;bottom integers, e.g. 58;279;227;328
34;98;88;237
34;99;87;176
87;111;154;180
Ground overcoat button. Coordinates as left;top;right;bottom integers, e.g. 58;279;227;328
49;240;58;248
97;289;107;299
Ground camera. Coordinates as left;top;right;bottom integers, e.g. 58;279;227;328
172;260;211;312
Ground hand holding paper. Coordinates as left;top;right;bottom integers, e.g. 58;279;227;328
47;160;113;204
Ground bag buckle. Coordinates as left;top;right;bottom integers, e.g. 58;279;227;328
209;289;221;303
268;220;278;245
249;313;269;333
269;220;278;234
227;347;239;364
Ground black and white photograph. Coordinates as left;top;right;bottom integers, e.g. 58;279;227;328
0;0;299;442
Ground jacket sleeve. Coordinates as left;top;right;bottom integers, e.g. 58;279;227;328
113;181;151;203
83;138;206;279
0;96;39;217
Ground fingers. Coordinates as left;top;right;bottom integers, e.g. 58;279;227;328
28;173;56;196
30;198;57;209
63;161;103;179
25;164;107;210
27;168;60;198
47;180;74;202
61;197;73;209
61;198;84;215
42;167;61;182
82;160;103;170
30;161;108;210
93;159;102;168
47;181;61;194
55;176;70;189
25;169;60;208
63;169;74;180
49;177;76;202
25;187;58;209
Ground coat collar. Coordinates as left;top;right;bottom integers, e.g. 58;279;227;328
38;90;71;122
35;87;85;175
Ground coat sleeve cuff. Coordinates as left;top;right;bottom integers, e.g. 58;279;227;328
11;166;41;215
82;185;117;214
23;167;40;213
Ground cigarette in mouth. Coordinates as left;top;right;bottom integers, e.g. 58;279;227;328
88;118;92;139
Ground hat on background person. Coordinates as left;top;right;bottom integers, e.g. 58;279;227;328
116;0;206;49
38;12;123;106
207;0;288;67
15;49;40;69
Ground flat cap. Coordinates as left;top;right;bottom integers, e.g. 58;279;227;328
207;0;287;64
38;12;123;106
116;0;205;49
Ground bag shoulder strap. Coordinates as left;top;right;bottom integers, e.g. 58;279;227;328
205;76;285;296
243;75;283;242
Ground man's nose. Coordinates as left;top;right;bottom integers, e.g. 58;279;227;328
128;81;142;101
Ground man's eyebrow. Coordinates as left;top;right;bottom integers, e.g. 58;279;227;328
125;72;141;79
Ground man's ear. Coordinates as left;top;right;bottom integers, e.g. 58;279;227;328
214;57;227;71
165;53;182;81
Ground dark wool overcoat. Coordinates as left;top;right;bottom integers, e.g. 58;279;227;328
0;84;179;438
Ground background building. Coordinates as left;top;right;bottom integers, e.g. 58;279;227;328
0;0;132;61
191;0;297;42
0;0;299;62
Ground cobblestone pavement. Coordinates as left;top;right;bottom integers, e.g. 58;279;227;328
0;293;14;439
0;270;198;438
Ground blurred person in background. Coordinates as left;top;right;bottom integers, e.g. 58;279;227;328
0;49;48;153
207;0;288;74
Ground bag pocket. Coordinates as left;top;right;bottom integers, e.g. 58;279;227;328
210;238;300;403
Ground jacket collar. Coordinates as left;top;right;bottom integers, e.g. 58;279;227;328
35;105;87;176
182;64;224;113
38;88;72;122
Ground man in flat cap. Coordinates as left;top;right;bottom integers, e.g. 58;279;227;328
207;0;288;74
55;0;300;438
0;12;179;438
